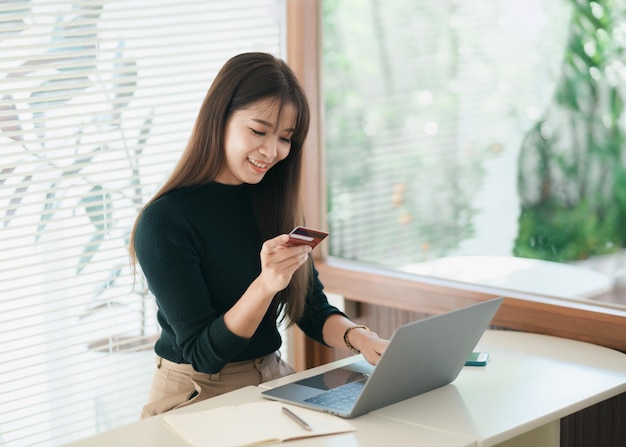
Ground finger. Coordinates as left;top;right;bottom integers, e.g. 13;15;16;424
275;244;312;258
276;251;310;272
267;234;290;247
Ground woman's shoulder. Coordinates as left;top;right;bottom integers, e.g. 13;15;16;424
141;190;185;218
138;183;250;227
143;184;212;213
150;183;250;208
136;188;196;232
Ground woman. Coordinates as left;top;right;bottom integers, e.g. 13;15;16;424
130;52;387;418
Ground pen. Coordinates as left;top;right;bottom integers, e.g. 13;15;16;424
282;406;312;431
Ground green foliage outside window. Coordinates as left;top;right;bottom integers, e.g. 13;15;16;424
515;0;626;262
323;0;625;270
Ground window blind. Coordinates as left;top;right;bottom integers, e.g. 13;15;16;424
0;1;284;446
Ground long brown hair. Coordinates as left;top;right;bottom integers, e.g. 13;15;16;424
129;52;311;325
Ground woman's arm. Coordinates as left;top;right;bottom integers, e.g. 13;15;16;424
321;313;388;366
295;263;388;366
223;234;311;338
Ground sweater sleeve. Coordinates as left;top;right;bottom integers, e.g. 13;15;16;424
134;199;249;373
296;262;347;345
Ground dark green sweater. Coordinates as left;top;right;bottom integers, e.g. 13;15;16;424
135;182;342;374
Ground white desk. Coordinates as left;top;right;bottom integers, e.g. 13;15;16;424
64;330;626;447
262;330;626;447
62;385;474;447
367;330;626;446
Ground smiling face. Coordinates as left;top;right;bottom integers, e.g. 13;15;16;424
216;98;297;185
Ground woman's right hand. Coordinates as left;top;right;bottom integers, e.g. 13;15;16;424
224;234;310;339
258;234;312;294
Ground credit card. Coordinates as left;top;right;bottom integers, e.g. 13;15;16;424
284;226;329;249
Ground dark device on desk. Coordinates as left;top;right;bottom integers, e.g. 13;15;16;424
262;297;503;418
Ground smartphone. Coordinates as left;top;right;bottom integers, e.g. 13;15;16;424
284;226;329;249
465;351;489;367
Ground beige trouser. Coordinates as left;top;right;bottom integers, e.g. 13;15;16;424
140;352;295;418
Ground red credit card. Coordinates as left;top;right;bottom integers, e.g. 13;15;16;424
284;226;329;249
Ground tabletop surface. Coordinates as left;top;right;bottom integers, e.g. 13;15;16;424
367;330;626;446
63;330;626;447
63;385;474;447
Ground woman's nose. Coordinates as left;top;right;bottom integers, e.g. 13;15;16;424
258;138;278;158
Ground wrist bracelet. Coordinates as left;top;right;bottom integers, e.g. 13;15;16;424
343;325;369;354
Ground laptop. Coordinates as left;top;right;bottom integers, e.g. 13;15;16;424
262;297;503;418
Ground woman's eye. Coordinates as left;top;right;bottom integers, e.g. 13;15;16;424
250;128;265;136
280;137;292;144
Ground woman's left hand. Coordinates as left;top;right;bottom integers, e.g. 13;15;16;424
349;329;388;366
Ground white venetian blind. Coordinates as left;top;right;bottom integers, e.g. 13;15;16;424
0;1;284;446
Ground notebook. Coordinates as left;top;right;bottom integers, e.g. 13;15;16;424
162;400;356;447
262;297;503;418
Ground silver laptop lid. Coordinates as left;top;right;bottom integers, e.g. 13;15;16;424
262;297;503;418
350;297;503;416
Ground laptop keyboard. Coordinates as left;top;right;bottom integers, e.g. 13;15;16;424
304;380;365;412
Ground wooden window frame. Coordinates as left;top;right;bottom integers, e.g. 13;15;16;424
286;0;626;371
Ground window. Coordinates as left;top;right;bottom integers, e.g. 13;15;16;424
0;1;285;446
321;0;626;307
